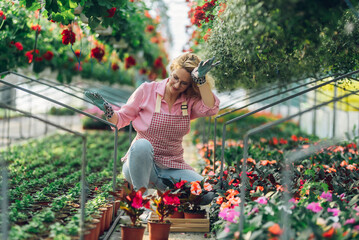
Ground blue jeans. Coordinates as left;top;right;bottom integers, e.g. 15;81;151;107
122;139;203;191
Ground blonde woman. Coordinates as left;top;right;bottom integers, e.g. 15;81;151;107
85;52;220;195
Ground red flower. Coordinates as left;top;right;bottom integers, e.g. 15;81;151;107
42;50;54;61
124;56;136;69
74;63;82;71
61;29;76;45
0;10;6;20
154;57;163;69
10;42;23;51
161;68;167;78
322;227;335;238
139;68;147;75
111;63;119;71
74;49;81;58
25;49;40;63
174;180;187;189
146;25;155;33
291;135;298;142
131;191;143;209
279;138;288;144
106;7;116;18
31;24;41;33
35;57;43;62
14;42;23;51
91;47;105;62
203;28;212;41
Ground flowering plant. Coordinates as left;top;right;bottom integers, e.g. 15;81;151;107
117;182;151;226
151;189;181;222
172;179;213;213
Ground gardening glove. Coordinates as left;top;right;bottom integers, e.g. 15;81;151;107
191;56;221;85
84;91;114;119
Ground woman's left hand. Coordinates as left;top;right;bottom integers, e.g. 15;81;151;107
196;56;221;78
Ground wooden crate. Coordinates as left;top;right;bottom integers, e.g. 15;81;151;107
149;215;210;232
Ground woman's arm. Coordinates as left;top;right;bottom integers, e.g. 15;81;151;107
198;82;215;108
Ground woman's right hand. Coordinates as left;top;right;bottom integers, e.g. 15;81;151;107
84;91;114;119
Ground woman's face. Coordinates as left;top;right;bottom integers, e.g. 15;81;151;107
167;68;192;96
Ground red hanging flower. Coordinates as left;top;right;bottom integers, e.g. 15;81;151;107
25;49;40;63
154;57;163;69
145;25;155;33
10;41;23;51
203;28;212;41
161;68;167;78
74;62;83;71
42;50;54;61
0;10;6;20
106;7;116;18
31;24;41;33
35;56;43;62
139;68;147;75
91;47;105;62
74;49;81;58
61;29;76;45
124;56;136;69
111;63;119;71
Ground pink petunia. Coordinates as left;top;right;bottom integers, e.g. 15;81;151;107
327;208;340;216
219;208;240;223
306;202;322;213
345;218;356;225
255;196;268;205
320;192;333;202
355;225;359;231
248;206;259;216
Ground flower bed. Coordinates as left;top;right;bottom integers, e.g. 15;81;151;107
3;131;130;239
191;110;359;239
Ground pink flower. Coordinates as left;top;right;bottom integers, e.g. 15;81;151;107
248;206;259;216
219;208;240;223
204;182;213;191
320;192;333;202
131;191;143;209
306;202;322;213
354;225;359;231
255;196;268;205
345;218;356;225
327;208;340;216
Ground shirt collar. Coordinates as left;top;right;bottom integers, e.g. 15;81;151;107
156;78;186;103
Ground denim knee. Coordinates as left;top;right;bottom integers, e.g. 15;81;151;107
130;139;153;158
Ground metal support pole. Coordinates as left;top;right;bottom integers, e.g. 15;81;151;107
80;136;87;240
237;87;359;234
112;129;119;220
333;84;337;138
312;88;317;136
1;153;9;240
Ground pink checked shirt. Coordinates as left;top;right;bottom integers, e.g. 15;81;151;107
114;78;220;131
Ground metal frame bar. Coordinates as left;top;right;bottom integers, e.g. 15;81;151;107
0;71;120;240
237;87;359;236
218;69;359;181
212;74;331;170
0;102;85;240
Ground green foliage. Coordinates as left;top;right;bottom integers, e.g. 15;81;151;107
203;0;359;90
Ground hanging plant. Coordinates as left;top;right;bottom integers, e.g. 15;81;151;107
91;46;105;62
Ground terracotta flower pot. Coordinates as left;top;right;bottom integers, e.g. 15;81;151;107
90;218;101;240
169;211;184;218
104;204;114;230
184;211;206;219
148;221;171;240
121;225;146;240
98;207;108;236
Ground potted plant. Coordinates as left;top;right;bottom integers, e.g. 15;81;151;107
117;182;151;240
148;189;181;240
172;180;212;219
